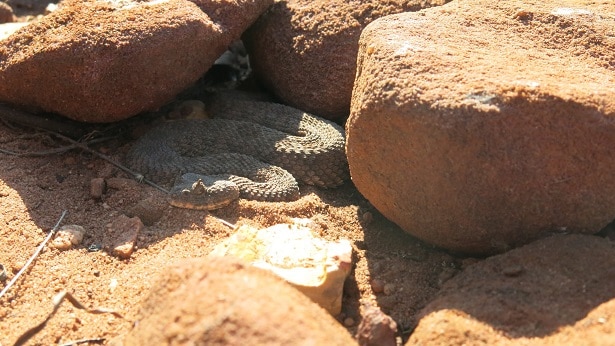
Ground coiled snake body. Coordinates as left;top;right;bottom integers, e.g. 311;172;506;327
126;95;349;209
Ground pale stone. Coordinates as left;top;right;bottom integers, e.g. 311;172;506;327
0;22;27;41
51;225;85;250
210;219;353;315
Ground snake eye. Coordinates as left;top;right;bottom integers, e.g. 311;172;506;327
181;189;191;195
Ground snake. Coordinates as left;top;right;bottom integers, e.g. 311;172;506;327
125;93;349;210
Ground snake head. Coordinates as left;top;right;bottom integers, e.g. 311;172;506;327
170;173;240;210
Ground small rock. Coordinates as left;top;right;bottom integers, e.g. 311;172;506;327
210;220;353;315
356;303;398;346
44;2;58;14
370;278;385;294
11;260;24;273
51;225;85;250
109;278;118;292
0;263;7;281
103;215;143;259
343;317;355;327
90;178;106;200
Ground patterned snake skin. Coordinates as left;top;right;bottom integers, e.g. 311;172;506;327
125;93;349;209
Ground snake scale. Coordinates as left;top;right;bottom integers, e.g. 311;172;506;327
125;93;349;209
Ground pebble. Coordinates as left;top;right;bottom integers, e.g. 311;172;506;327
109;278;118;292
12;261;24;273
356;303;398;346
344;317;355;327
370;278;385;294
103;215;143;259
90;178;106;200
0;263;6;281
51;225;85;250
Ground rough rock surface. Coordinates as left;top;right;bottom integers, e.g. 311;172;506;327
243;0;449;121
408;234;615;345
346;0;615;254
356;303;398;346
122;257;356;345
0;0;273;122
50;224;85;250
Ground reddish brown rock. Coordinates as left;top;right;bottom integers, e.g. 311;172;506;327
0;0;273;122
408;234;615;345
243;0;449;121
103;214;144;259
0;2;14;23
123;257;356;345
346;0;615;254
356;303;398;346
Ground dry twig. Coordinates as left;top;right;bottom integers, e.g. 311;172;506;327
0;210;68;300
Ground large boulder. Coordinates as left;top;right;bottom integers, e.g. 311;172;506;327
408;234;615;345
0;0;273;122
346;0;615;254
243;0;449;121
0;2;14;23
123;257;356;345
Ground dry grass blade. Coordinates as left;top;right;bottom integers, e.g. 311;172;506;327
14;291;123;346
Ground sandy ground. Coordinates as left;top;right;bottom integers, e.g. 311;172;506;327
1;1;614;345
0;112;460;345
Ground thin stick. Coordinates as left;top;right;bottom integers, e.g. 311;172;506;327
0;210;68;299
44;130;170;194
37;133;237;229
0;137;112;157
212;216;235;229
